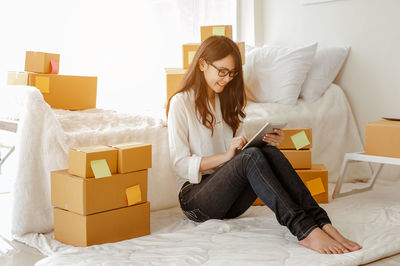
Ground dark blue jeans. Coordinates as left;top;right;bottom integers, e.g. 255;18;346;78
178;146;331;241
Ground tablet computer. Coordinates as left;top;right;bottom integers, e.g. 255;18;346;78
241;122;287;150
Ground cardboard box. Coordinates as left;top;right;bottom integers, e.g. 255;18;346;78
253;164;328;205
365;120;400;158
278;128;312;150
51;169;148;215
27;73;97;110
165;68;186;101
236;41;245;65
200;25;233;42
252;197;264;206
7;71;28;85
165;67;245;103
297;164;328;203
281;150;311;169
68;145;118;178
25;51;60;74
182;43;200;69
54;201;150;247
111;142;152;174
182;42;245;68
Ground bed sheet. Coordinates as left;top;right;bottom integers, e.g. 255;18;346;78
14;180;400;266
0;84;369;237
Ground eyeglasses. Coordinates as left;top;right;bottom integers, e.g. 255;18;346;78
207;60;239;78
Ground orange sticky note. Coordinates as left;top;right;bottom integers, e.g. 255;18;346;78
290;131;310;150
188;51;196;66
126;184;142;206
35;76;50;93
90;159;112;179
50;59;59;74
212;26;225;36
306;178;325;196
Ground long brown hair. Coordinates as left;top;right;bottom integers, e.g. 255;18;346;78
166;35;246;136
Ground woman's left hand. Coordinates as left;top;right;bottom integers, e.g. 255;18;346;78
262;129;284;147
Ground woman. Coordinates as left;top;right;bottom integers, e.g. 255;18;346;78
167;36;361;254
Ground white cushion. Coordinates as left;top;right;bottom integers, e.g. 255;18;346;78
245;44;256;55
300;46;350;103
243;42;317;105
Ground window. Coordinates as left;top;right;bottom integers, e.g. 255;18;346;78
0;0;236;113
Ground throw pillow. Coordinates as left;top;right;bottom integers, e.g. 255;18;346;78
300;46;350;103
244;42;317;105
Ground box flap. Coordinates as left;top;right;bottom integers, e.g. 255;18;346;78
111;142;151;150
74;145;115;153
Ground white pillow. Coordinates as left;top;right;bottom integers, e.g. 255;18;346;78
245;44;255;55
300;46;350;103
243;42;317;105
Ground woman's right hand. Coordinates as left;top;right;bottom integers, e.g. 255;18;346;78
225;136;248;161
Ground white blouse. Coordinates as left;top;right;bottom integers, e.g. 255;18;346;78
167;89;244;194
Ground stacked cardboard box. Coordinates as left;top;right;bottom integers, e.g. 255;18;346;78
7;51;97;110
279;129;312;169
253;128;329;205
182;41;245;70
165;25;245;102
165;68;187;103
365;119;400;158
51;143;152;247
200;25;233;42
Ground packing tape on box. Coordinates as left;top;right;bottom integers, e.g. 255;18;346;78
112;142;143;149
50;59;59;74
126;184;142;206
305;178;325;196
76;146;109;152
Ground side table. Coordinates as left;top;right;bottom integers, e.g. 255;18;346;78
332;152;400;199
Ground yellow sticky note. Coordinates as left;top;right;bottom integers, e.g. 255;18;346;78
35;76;50;93
188;51;196;66
212;26;225;36
90;159;112;179
306;178;325;196
7;72;28;85
290;131;310;150
126;184;142;206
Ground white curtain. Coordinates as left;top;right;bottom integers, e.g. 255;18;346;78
0;0;237;113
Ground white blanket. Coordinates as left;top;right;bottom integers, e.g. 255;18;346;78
7;86;173;236
14;180;400;266
0;84;368;237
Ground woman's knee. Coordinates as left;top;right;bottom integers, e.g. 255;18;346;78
261;145;281;156
241;147;265;163
261;145;294;168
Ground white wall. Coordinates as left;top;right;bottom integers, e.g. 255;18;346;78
262;0;400;139
261;0;400;179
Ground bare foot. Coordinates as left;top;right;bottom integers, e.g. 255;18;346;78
322;224;362;251
299;227;350;254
